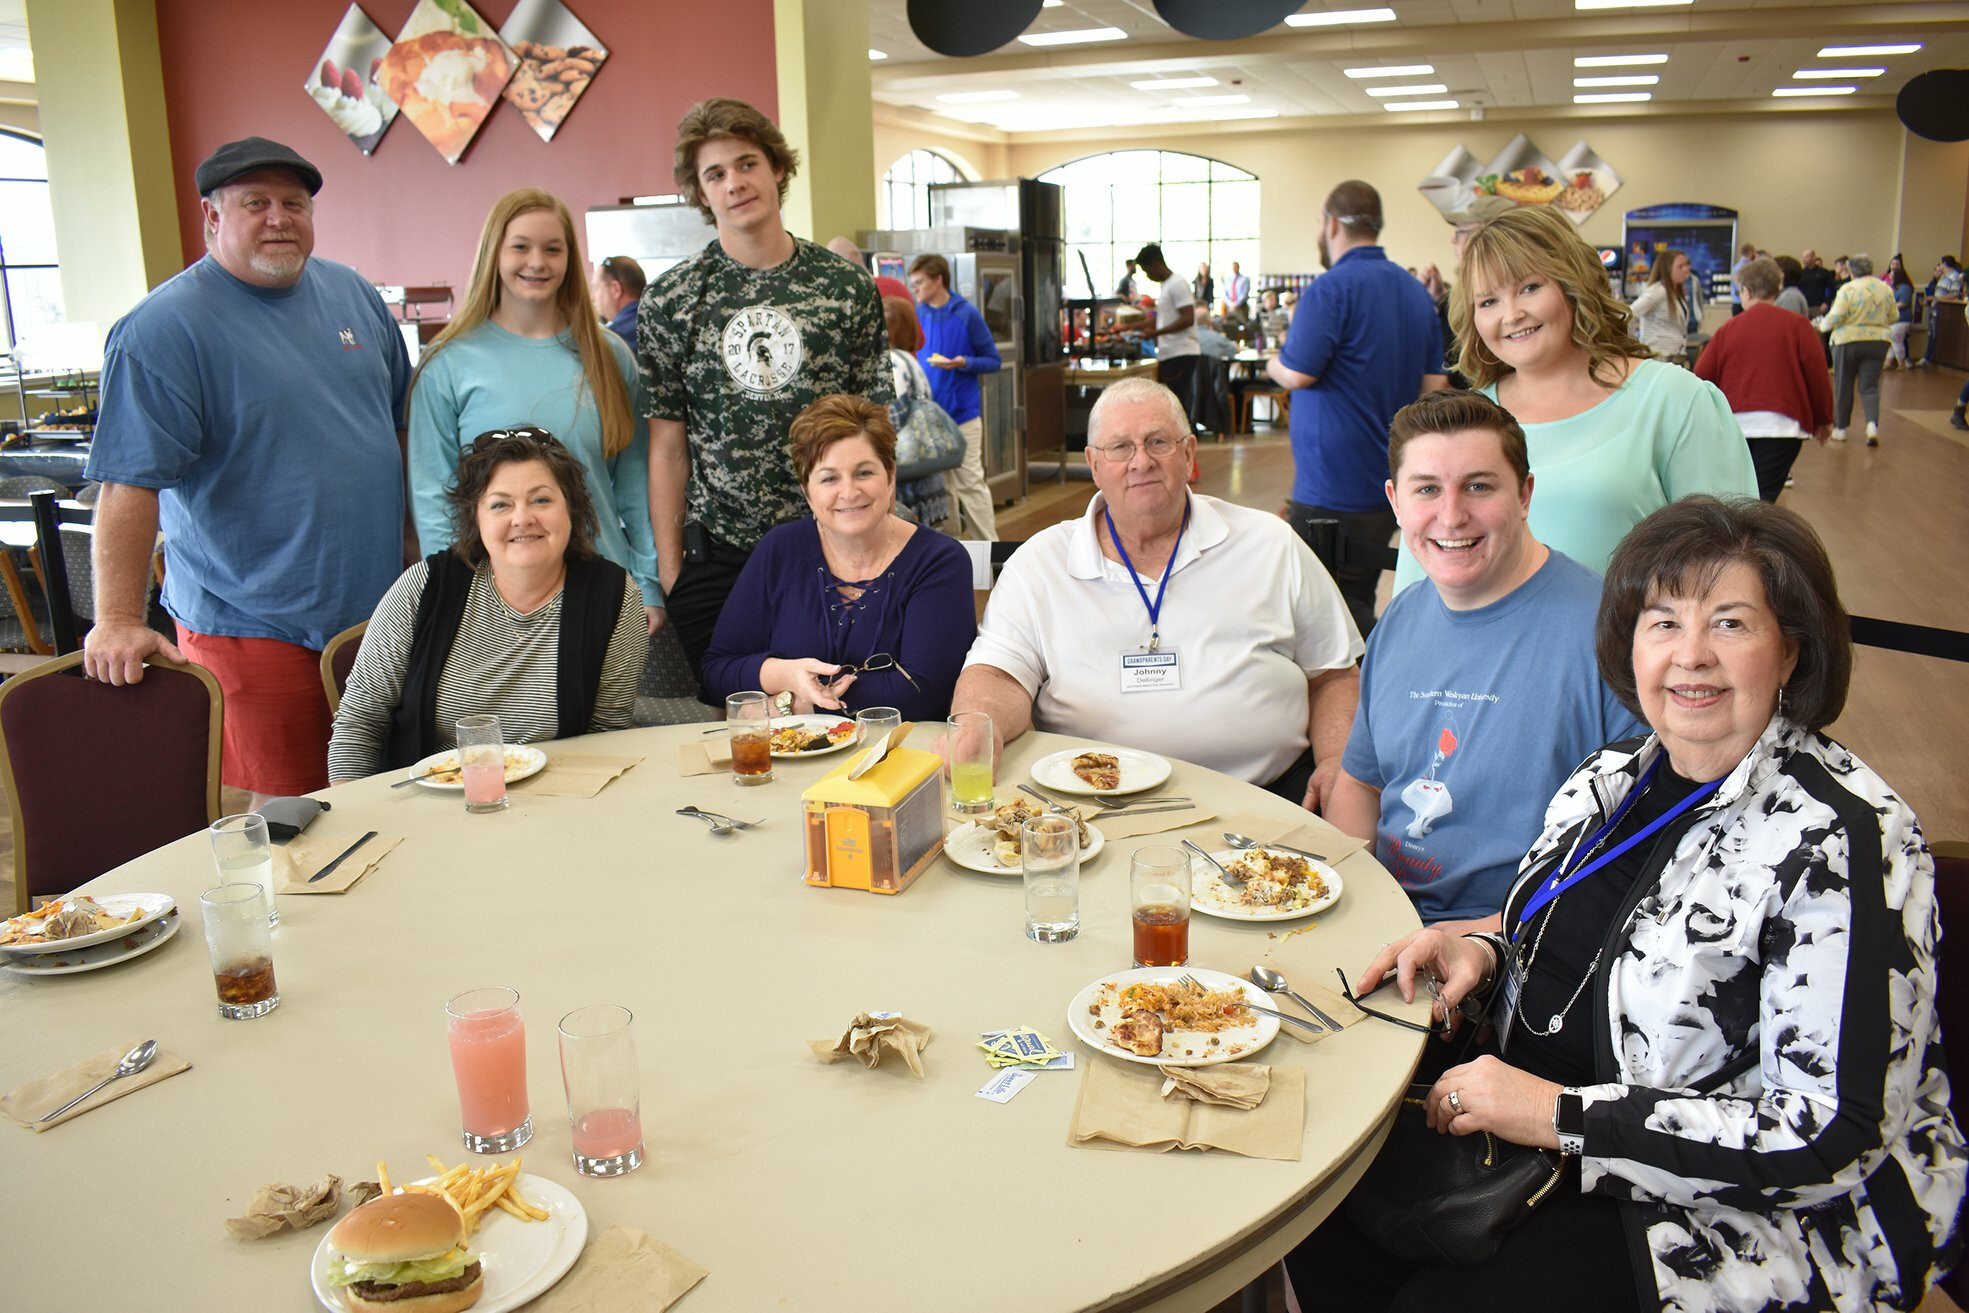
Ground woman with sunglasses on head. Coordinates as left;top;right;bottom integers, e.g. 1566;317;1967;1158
328;427;649;783
701;394;975;720
408;188;663;636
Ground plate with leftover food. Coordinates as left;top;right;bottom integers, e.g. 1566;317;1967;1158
944;799;1105;874
1;908;181;976
0;892;175;955
1029;747;1172;797
406;745;548;790
1067;966;1279;1067
1190;848;1343;921
767;715;860;758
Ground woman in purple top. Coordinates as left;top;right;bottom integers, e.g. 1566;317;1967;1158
702;395;977;720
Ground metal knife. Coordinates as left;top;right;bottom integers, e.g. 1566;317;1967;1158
1090;803;1197;820
309;831;378;883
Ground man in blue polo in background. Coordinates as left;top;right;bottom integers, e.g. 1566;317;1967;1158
909;253;1000;539
1268;179;1444;637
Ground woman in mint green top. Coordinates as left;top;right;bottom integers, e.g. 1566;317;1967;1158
409;188;663;632
1397;206;1755;592
1815;253;1896;446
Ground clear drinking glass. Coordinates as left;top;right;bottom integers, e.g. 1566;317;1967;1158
1130;845;1192;967
446;986;533;1153
199;884;279;1020
210;813;277;927
558;1004;645;1178
854;705;903;747
945;710;994;815
456;714;508;813
1021;813;1080;943
727;691;773;785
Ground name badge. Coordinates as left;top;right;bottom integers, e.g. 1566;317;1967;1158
1492;953;1524;1054
1119;649;1181;693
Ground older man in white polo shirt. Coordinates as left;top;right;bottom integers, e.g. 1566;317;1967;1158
949;377;1362;804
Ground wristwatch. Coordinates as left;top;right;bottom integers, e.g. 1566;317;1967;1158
1553;1088;1586;1156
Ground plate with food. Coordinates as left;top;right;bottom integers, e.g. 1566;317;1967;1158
1;908;181;976
406;745;548;790
1191;848;1343;921
768;715;860;758
0;892;174;955
945;798;1105;874
1029;747;1172;797
1067;966;1279;1067
311;1174;587;1313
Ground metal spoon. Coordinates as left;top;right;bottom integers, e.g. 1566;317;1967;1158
1250;964;1344;1032
41;1039;158;1122
1180;838;1242;887
1222;832;1329;862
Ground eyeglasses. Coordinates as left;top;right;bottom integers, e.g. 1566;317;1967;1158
468;426;564;454
1088;435;1185;463
1335;967;1442;1035
823;653;919;693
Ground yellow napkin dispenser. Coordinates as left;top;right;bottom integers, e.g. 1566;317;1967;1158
801;746;947;894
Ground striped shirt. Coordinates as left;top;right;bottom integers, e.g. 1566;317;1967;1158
328;560;646;782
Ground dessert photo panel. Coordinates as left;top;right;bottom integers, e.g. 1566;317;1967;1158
500;0;609;143
306;5;399;155
379;0;515;165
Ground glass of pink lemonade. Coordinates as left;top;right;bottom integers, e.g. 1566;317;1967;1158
456;714;508;814
557;1004;644;1177
445;986;533;1153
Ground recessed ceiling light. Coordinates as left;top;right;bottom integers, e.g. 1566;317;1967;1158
1365;83;1448;97
868;49;887;61
1385;99;1458;111
1344;64;1434;79
1017;26;1127;46
1574;74;1659;87
1773;85;1857;97
1794;68;1885;79
1167;94;1252;106
1575;53;1668;67
1284;8;1397;28
936;89;1020;103
1574;0;1690;8
1130;77;1220;90
1574;91;1653;102
1818;44;1920;57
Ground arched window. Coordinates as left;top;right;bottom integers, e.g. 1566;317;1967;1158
1040;151;1258;310
882;149;966;230
0;131;63;348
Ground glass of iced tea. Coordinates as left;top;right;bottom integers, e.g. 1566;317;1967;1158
446;986;533;1153
198;884;279;1020
558;1004;645;1178
455;714;508;814
945;710;994;815
727;691;773;785
1130;845;1191;968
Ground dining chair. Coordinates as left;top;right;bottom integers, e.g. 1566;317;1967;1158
0;651;223;915
320;620;366;716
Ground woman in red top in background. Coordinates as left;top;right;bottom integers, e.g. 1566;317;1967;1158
1693;256;1833;502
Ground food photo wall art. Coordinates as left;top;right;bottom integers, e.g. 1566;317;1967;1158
499;0;608;143
306;6;400;155
378;0;515;164
1419;134;1623;226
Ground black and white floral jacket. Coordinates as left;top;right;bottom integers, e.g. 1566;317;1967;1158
1510;716;1964;1311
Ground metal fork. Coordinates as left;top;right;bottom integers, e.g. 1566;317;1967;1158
1177;973;1322;1034
1016;784;1077;816
677;806;765;833
1180;838;1243;887
1089;793;1190;810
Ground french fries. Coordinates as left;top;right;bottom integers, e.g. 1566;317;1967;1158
370;1154;548;1236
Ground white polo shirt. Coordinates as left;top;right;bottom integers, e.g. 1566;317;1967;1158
965;492;1362;783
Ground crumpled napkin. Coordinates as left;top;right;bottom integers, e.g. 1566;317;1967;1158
1161;1062;1271;1109
529;1224;709;1313
224;1174;343;1239
808;1011;933;1078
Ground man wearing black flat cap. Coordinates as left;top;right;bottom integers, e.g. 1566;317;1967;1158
84;136;411;803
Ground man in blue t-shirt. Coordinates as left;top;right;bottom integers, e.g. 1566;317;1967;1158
1268;180;1445;638
83;136;410;802
909;252;1001;539
1323;391;1644;929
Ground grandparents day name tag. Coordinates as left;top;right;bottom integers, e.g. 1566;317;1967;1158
1120;650;1181;693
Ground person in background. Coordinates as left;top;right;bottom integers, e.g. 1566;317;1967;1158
1193;260;1214;310
1629;248;1697;362
408;189;661;634
1225;260;1251;316
1797;248;1835;316
1694;257;1832;502
1326;391;1643;932
907;253;1000;540
1132;243;1204;435
591;255;645;349
1117;258;1139;300
1772;255;1811;317
881;295;955;528
1255;287;1289;348
701;395;974;721
1885;253;1916;369
1815;252;1895;447
1920;255;1963;368
83;136;410;805
330;427;647;782
1728;239;1756;315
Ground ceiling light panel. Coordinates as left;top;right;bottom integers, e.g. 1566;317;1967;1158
1574;0;1691;7
1284;8;1397;28
1793;68;1884;79
868;49;887;61
1575;53;1668;67
1773;85;1856;97
1575;91;1652;102
1818;44;1920;57
1365;83;1448;97
1017;27;1128;46
1574;74;1659;87
1344;65;1434;79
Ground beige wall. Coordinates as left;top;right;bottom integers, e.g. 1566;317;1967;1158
775;0;878;245
1897;132;1969;277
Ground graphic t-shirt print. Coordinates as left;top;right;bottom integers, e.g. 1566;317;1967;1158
721;305;802;396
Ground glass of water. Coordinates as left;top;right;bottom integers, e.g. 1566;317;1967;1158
210;813;277;928
1020;813;1080;943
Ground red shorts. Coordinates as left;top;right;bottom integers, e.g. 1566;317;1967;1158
175;626;331;796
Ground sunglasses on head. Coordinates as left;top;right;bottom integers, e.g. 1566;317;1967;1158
468;427;564;455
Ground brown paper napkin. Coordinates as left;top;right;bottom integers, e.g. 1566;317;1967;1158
1257;926;1376;1044
530;1224;708;1313
1091;802;1218;840
1218;809;1368;865
2;1040;193;1131
1069;1059;1304;1160
675;735;732;777
808;1011;933;1078
275;833;405;894
1161;1062;1271;1109
225;1174;343;1239
511;754;643;798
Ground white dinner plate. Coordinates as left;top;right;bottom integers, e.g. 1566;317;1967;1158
944;818;1106;874
407;745;549;791
767;714;861;759
0;908;181;976
1067;966;1280;1067
1190;849;1344;922
311;1175;588;1313
0;892;175;956
1029;747;1173;797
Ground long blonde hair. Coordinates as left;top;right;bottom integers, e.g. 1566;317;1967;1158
1648;247;1689;320
1449;204;1648;391
411;188;635;458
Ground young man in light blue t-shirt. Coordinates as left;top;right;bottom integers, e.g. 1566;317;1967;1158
1324;391;1644;930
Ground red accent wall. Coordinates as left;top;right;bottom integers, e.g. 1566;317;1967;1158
154;0;778;296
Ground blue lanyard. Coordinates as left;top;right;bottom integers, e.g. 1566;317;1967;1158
1515;760;1723;927
1104;504;1188;652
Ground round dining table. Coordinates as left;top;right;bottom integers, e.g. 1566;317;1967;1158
0;722;1426;1311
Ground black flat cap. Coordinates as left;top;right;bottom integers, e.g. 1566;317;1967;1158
194;137;323;197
